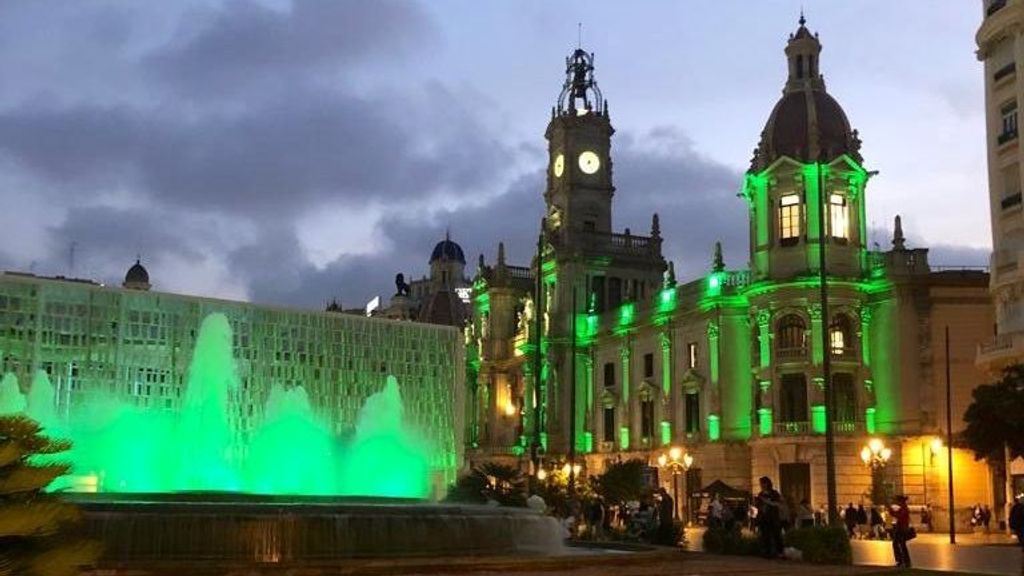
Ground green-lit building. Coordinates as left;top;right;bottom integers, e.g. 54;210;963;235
468;19;997;527
0;264;465;490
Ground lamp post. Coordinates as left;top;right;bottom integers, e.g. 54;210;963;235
860;438;893;505
657;446;693;523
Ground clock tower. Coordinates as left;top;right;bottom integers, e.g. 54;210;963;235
544;49;614;236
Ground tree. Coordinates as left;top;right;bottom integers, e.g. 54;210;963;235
591;458;647;507
963;364;1024;462
445;461;527;507
0;415;99;576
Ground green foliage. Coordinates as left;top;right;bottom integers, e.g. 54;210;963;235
0;416;100;576
784;526;852;564
701;526;760;556
591;458;645;506
963;364;1024;462
445;461;527;507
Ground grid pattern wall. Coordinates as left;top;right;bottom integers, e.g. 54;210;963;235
0;275;461;474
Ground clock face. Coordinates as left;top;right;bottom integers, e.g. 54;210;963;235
553;153;565;178
578;151;600;174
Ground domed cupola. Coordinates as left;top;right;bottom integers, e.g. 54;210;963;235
430;231;466;265
751;15;862;171
123;258;151;291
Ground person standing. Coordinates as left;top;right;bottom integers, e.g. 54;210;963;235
657;487;675;545
708;494;724;529
1008;495;1023;576
755;476;783;558
890;495;912;569
844;502;857;537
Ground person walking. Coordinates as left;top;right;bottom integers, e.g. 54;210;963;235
755;476;783;558
890;495;912;569
1008;495;1023;576
844;502;857;538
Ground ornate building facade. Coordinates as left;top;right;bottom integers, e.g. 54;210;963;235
468;19;996;527
974;0;1024;508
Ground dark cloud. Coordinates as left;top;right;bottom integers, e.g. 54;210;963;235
147;0;437;100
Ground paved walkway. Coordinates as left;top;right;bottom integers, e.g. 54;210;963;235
83;551;891;576
851;539;1022;575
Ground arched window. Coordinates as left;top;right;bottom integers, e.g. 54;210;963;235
830;314;855;356
776;314;807;358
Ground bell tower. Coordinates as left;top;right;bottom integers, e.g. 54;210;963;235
544;48;615;237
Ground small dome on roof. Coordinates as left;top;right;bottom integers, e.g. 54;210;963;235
123;259;151;290
430;233;466;265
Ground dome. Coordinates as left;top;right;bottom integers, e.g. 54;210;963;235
758;89;858;166
430;237;465;265
123;259;151;290
750;17;862;171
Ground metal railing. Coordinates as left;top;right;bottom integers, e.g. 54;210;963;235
980;333;1014;354
775;421;810;435
776;347;807;361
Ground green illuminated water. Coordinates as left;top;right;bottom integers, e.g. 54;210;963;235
2;313;432;498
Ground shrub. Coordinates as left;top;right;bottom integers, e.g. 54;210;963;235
784;526;852;565
702;526;759;556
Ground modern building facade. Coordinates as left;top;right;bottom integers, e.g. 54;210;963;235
975;0;1024;506
469;18;997;527
0;265;465;488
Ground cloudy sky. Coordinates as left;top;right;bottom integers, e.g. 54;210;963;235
0;1;990;309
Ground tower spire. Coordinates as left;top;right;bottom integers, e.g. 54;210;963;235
556;45;603;115
892;215;906;251
712;241;725;272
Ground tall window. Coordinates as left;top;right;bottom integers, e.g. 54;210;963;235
643;352;654;379
832;373;857;423
603;407;616;442
687;342;698;369
603;362;616;388
1002;100;1018;140
776;314;807;356
608;277;622;309
830;314;854;356
779;194;801;246
780;374;808;422
641;399;655;439
829;194;849;241
685;392;701;433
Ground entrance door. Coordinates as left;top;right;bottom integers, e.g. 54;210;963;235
779;462;811;510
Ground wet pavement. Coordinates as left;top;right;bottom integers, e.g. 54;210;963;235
851;538;1022;575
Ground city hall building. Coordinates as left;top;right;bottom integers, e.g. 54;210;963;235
466;19;996;527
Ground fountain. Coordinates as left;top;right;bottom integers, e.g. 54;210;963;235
0;312;564;562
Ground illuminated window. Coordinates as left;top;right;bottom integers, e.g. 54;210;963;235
829;314;854;356
779;195;801;246
829;194;849;241
687;342;698;369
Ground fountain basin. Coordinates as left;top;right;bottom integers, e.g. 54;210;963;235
71;493;565;562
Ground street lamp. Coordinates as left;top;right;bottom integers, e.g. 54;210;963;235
657;446;694;523
861;438;892;505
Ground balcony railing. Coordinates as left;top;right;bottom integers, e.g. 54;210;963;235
1002;192;1022;210
776;347;807;361
980;333;1014;354
830;347;858;361
995;62;1016;82
988;0;1007;17
998;129;1018;145
775;421;810;435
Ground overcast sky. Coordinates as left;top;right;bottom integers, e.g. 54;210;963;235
0;1;990;309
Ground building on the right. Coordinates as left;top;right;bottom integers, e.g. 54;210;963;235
976;0;1024;509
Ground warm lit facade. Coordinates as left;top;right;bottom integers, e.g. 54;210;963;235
975;0;1024;507
468;19;997;527
0;268;465;488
